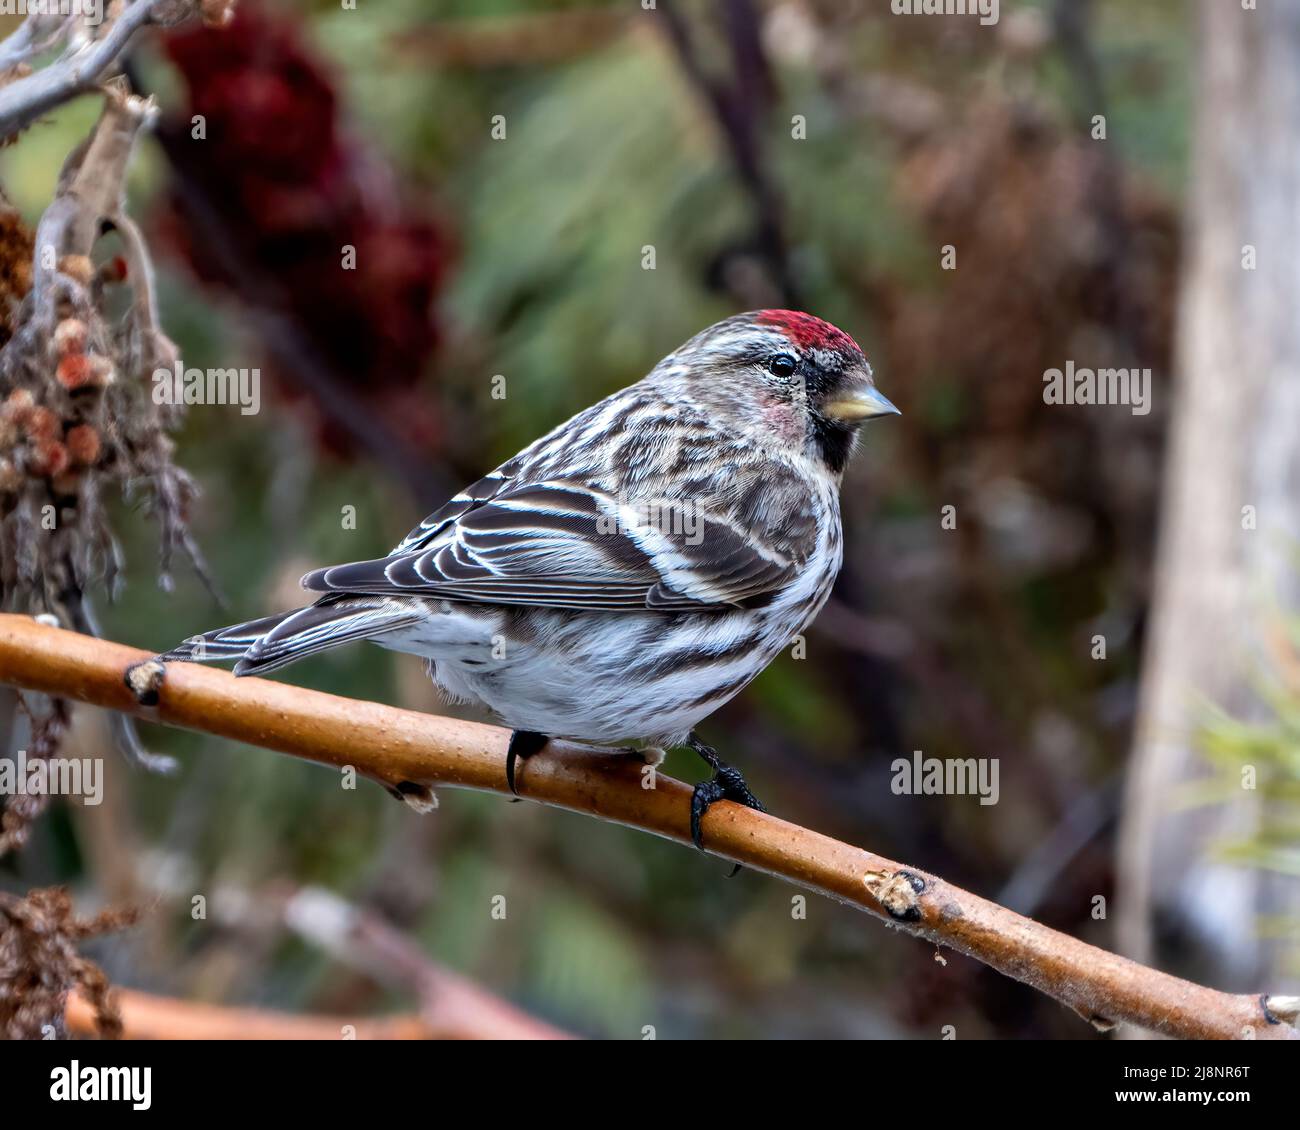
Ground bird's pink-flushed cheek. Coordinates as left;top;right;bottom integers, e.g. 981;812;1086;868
759;395;803;442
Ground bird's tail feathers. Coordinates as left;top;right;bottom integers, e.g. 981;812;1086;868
158;598;420;677
158;611;292;665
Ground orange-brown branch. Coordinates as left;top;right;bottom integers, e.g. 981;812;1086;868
2;614;1295;1041
66;987;435;1041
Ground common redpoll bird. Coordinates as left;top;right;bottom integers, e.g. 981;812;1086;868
159;311;899;846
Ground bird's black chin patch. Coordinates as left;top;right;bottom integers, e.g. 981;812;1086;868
810;416;857;474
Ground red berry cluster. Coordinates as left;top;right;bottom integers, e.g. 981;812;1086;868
161;2;449;458
0;307;113;493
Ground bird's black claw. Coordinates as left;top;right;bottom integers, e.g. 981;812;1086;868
690;776;726;850
689;761;766;851
505;729;548;797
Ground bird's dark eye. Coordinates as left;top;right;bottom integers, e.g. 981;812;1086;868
767;353;798;378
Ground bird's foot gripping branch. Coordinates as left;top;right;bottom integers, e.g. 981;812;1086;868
0;614;1296;1042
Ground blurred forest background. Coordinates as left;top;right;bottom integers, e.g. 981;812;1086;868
2;0;1297;1040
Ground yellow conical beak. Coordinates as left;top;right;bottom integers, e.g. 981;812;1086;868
822;385;901;422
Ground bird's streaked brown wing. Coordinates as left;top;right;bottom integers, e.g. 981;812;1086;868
301;479;809;612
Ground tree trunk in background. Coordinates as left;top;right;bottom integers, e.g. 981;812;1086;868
1117;0;1300;1012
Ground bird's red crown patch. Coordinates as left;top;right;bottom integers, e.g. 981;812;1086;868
757;310;860;355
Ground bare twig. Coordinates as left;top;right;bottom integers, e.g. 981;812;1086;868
65;986;442;1040
100;866;574;1038
22;77;156;341
0;1;192;142
996;774;1119;916
656;0;797;306
284;887;573;1040
0;12;77;73
0;615;1293;1040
